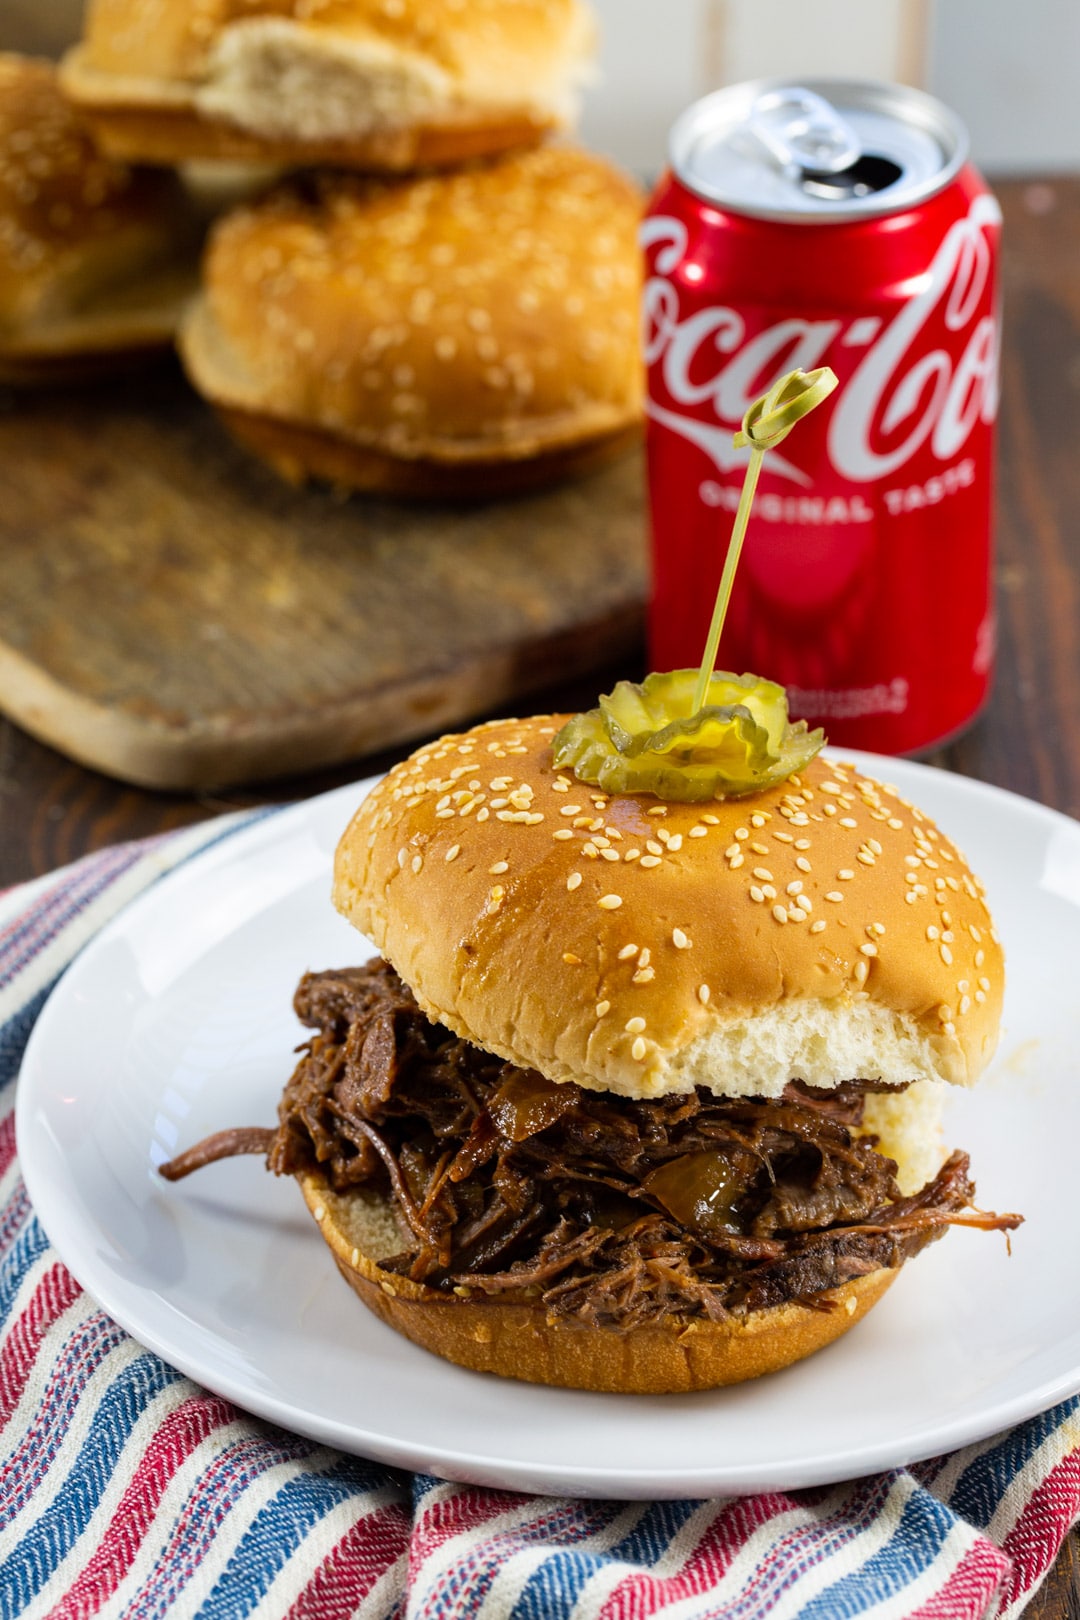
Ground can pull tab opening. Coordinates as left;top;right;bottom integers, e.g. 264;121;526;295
741;87;904;199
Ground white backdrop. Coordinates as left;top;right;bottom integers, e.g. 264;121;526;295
3;0;1077;176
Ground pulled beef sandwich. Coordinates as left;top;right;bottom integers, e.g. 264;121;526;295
162;714;1021;1393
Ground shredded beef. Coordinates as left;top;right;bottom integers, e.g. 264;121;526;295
161;959;1022;1330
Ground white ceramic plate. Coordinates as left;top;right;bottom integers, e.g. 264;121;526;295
17;754;1080;1499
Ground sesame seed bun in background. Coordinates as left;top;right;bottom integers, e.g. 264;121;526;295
289;712;1009;1391
0;53;201;383
178;147;645;496
60;0;596;172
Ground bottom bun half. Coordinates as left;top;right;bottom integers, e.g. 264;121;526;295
212;402;642;498
298;1170;898;1395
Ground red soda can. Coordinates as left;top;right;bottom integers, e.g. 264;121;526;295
643;80;1001;754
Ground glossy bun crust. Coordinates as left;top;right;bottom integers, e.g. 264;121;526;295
179;149;643;495
0;54;197;380
299;1171;899;1393
334;714;1004;1099
61;0;595;171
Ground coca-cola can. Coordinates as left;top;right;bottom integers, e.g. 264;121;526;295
643;79;1001;754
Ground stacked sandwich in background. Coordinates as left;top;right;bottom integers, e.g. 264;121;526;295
55;0;644;497
0;52;202;382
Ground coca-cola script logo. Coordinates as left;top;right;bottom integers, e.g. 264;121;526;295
641;194;1001;486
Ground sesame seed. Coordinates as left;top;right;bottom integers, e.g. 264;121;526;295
397;848;407;868
786;880;803;896
639;855;662;868
854;959;869;984
772;904;788;924
445;845;460;862
940;944;954;965
435;808;455;820
762;884;777;900
600;848;620;862
839;817;858;828
563;952;581;965
753;867;773;881
724;843;740;859
596;1000;611;1018
583;843;599;859
810;920;826;934
750;842;770;855
698;984;711;1004
633;967;655;983
638;947;651;967
625;849;641;862
411;855;423;874
703;814;721;825
729;853;745;869
794;839;812;850
796;895;812;913
856;851;875;866
560;805;581;816
860;942;878;957
938;1004;953;1022
825;891;844;903
689;826;708;838
553;828;573;840
750;814;766;827
960;995;971;1015
631;1037;648;1062
646;841;663;856
618;943;637;960
647;806;667;816
566;871;582;891
750;886;765;904
795;856;812;873
490;861;509;874
672;928;691;949
978;976;991;991
625;1016;646;1033
870;923;885;936
774;831;794;843
888;818;904;830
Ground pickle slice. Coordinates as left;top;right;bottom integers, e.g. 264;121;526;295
553;669;824;802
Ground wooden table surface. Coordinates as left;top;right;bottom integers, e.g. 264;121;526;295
3;175;1079;1611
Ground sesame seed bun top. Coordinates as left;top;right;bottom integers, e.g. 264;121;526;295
333;714;1004;1101
61;0;596;170
179;147;643;472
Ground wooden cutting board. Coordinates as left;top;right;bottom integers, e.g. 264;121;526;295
0;367;647;790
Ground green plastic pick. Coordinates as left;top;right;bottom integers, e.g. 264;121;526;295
692;366;838;712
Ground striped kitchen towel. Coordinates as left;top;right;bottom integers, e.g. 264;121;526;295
2;821;1079;1620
